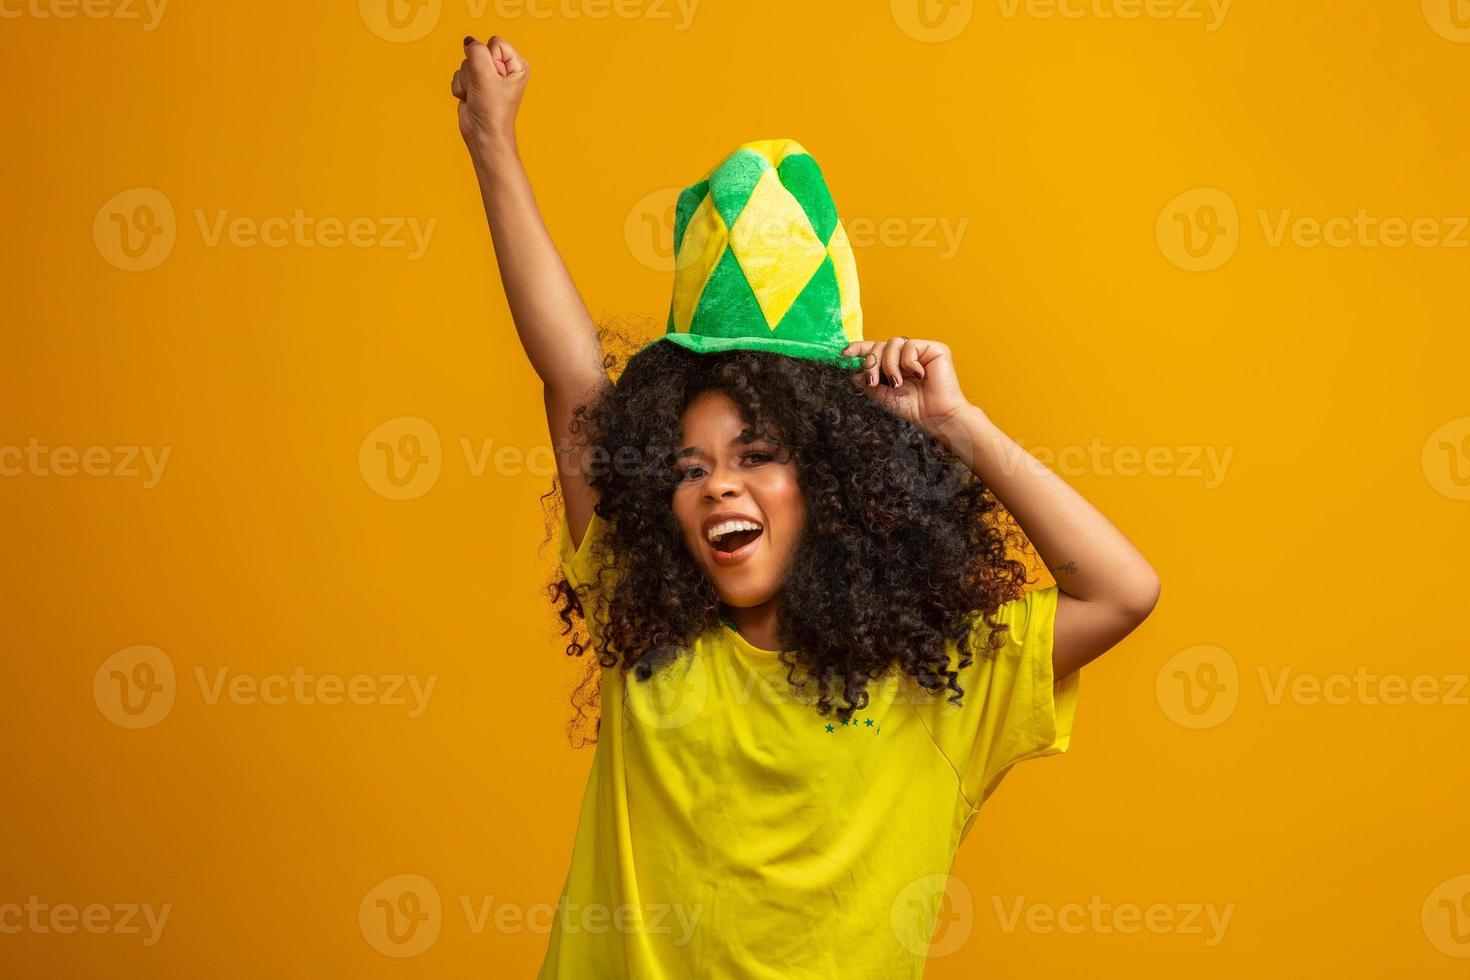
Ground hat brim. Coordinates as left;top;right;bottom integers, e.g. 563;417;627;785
640;332;867;372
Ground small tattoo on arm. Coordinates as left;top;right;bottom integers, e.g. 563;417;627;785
1050;561;1079;576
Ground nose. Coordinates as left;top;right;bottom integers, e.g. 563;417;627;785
703;456;745;500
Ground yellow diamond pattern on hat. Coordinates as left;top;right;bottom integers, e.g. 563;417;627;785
727;166;829;332
670;192;727;336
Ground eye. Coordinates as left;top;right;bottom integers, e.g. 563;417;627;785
675;463;706;483
748;438;794;463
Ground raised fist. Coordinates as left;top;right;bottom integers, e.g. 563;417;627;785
451;35;529;149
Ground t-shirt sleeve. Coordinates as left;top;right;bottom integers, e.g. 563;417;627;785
556;504;620;650
557;504;609;593
908;584;1080;810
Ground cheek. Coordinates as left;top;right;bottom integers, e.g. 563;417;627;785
758;470;807;537
670;491;700;545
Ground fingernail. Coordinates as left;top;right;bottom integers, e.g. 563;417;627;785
464;35;476;44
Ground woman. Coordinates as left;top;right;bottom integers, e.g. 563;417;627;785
452;35;1160;978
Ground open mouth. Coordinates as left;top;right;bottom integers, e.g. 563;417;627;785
705;520;764;564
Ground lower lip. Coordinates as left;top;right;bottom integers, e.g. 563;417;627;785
709;532;762;567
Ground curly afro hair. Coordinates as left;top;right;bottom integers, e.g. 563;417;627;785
544;327;1038;747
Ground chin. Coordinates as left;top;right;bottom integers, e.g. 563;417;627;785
697;558;776;602
715;584;780;608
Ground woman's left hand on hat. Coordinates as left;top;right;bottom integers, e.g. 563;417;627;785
842;337;973;436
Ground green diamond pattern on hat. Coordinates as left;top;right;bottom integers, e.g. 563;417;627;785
648;139;865;371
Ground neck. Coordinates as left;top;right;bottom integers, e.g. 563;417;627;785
720;599;784;653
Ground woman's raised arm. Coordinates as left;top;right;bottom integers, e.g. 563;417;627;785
453;35;610;548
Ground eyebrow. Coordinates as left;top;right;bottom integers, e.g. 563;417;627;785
675;431;767;459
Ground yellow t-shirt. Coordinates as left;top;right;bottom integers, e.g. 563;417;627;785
537;505;1080;979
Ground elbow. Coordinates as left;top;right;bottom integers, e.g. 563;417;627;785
1119;570;1161;622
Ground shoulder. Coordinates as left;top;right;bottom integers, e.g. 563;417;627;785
557;504;617;591
965;584;1060;655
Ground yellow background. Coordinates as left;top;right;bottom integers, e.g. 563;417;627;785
3;0;1468;975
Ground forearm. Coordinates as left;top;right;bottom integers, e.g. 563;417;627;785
468;135;607;396
926;404;1160;610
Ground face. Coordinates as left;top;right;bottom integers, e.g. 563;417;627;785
670;390;807;608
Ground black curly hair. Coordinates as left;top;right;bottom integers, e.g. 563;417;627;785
542;324;1038;747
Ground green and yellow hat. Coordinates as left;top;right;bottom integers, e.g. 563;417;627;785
638;138;867;373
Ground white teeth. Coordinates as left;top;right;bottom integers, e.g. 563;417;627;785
705;519;763;542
